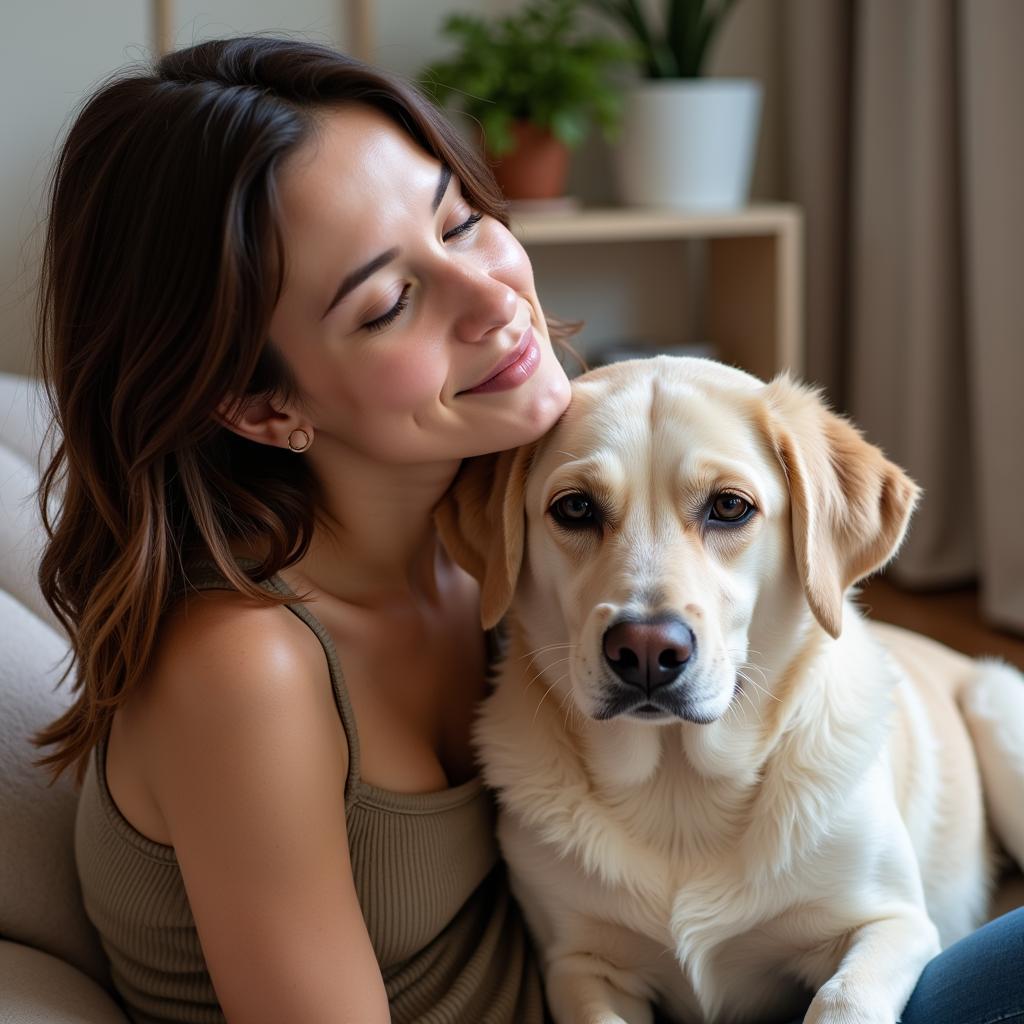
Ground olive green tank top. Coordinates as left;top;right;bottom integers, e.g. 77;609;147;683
74;565;546;1023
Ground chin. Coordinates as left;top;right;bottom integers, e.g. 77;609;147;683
523;356;572;435
457;355;571;458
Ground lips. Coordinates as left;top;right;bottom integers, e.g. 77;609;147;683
461;327;534;393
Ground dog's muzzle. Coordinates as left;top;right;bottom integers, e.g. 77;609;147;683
598;616;703;721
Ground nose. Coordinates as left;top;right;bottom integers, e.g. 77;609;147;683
449;265;518;343
602;617;696;692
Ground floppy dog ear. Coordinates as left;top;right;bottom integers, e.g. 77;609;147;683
762;376;921;639
433;444;537;630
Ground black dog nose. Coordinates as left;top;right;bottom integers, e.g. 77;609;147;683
602;618;696;691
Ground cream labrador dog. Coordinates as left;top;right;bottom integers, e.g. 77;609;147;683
436;357;1024;1024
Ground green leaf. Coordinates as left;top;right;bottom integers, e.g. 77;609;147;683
550;108;588;147
416;0;634;148
585;0;742;78
480;108;514;157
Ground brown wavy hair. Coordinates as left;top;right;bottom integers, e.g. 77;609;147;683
33;35;584;784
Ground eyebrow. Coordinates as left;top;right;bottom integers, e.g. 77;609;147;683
320;165;453;320
432;165;452;213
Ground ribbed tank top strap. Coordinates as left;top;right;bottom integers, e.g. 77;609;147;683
181;560;362;802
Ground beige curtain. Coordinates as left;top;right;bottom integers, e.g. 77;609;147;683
778;0;1024;634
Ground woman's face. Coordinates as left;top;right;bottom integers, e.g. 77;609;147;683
265;104;572;464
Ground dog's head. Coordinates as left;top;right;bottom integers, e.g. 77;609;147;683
436;357;919;736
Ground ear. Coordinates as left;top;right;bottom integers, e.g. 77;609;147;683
433;443;538;630
761;376;921;638
215;393;309;450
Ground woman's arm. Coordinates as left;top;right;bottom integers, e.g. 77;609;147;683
141;592;390;1024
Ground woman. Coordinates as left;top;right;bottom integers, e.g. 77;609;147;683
32;34;1022;1024
34;35;570;1024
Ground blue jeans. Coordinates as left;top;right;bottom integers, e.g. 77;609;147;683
784;908;1024;1024
900;909;1024;1024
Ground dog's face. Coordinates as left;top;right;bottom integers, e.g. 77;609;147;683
437;357;919;736
512;358;795;728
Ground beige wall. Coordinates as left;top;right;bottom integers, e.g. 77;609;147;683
1;2;151;376
0;0;779;375
710;0;782;201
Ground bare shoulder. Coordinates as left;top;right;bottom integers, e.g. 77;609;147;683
142;585;323;696
152;586;330;694
128;585;350;823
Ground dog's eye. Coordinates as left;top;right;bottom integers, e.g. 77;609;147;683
709;493;754;523
550;492;598;528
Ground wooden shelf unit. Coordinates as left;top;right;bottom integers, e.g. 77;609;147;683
508;203;804;382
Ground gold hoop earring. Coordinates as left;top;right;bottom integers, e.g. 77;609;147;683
287;428;312;453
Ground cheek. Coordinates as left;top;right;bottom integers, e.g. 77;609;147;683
365;345;445;411
715;522;792;636
525;527;617;642
522;526;575;618
322;338;446;418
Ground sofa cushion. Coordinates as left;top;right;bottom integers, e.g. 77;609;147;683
0;939;129;1024
0;373;58;632
0;444;54;631
0;373;52;472
0;588;109;987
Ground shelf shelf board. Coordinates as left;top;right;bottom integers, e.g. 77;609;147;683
508;202;801;245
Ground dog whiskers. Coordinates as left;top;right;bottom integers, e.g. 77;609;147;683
735;674;765;723
519;641;577;662
526;655;576;727
532;671;565;727
740;659;771;686
526;655;572;691
722;694;741;727
725;646;777;707
737;668;780;705
540;673;574;733
556;683;583;733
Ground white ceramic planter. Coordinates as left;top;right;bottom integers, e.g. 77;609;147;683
615;78;762;210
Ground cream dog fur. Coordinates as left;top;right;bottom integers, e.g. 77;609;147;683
436;357;1024;1024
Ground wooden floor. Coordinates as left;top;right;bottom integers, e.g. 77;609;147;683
856;575;1024;670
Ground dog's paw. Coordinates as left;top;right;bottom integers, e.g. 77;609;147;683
549;1008;632;1024
548;992;652;1024
551;1001;649;1024
803;979;897;1024
545;959;654;1024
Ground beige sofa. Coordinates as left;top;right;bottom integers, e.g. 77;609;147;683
0;372;129;1023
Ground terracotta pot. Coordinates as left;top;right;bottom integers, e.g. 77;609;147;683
485;121;570;201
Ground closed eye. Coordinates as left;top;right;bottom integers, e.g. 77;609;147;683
361;212;482;333
362;284;411;333
443;211;482;241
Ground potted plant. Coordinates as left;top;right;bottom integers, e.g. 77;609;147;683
585;0;760;209
419;0;631;202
